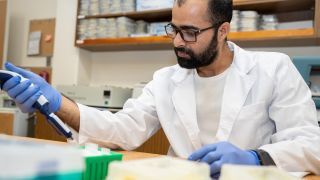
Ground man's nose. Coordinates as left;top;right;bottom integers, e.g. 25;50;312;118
173;32;186;47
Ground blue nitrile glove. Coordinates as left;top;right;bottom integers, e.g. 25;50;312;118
2;62;61;113
188;141;259;178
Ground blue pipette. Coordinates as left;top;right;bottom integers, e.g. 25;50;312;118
0;70;73;140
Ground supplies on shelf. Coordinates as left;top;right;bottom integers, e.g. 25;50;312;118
149;22;168;36
278;20;313;30
99;0;110;14
78;18;117;39
135;20;149;34
117;17;137;37
77;16;168;40
240;11;260;32
79;0;136;15
260;15;278;30
121;0;136;13
79;0;90;15
231;10;280;32
230;10;240;32
97;18;117;38
136;0;174;11
109;0;122;14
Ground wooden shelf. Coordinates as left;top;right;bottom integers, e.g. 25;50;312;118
76;29;318;51
229;28;315;40
76;36;172;51
233;0;315;13
231;28;320;47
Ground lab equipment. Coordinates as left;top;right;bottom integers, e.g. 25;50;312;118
81;142;123;180
132;82;147;98
292;56;320;108
188;142;259;178
107;156;210;180
0;135;84;179
0;69;73;140
57;85;132;108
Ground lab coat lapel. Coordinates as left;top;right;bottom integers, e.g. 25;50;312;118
216;42;257;141
171;69;202;150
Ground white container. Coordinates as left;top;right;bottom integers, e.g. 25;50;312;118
107;157;210;180
0;136;84;179
136;0;173;11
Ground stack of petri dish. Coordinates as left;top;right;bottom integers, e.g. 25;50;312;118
86;19;98;39
239;11;260;32
260;15;278;30
88;0;100;15
107;18;118;38
230;10;240;32
135;20;149;34
99;0;110;15
121;0;136;13
149;22;169;36
79;0;90;16
109;0;122;14
117;17;136;37
77;19;89;40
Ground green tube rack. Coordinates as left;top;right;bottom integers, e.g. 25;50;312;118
82;149;123;180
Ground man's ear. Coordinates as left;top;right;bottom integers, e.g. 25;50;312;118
217;22;230;42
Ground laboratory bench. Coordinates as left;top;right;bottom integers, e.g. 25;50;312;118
5;135;320;180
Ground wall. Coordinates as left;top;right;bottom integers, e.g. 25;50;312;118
7;0;57;67
52;0;92;86
2;0;9;67
248;46;320;57
0;0;7;68
90;50;176;87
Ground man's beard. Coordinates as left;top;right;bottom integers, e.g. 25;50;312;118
174;31;218;69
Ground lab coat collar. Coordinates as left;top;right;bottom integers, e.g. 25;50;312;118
216;41;257;141
170;41;257;149
171;72;202;150
171;66;191;85
228;41;257;75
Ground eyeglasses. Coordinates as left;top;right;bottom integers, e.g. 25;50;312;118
165;23;215;42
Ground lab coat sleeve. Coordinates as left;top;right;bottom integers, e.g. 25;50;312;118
74;81;161;150
259;54;320;174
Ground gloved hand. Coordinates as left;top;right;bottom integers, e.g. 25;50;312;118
188;141;259;178
2;62;62;113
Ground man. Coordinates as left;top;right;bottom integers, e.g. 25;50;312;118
2;0;320;178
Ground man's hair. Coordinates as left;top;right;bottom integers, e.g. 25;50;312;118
175;0;233;27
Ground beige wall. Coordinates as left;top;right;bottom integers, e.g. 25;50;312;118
90;50;176;87
0;0;7;68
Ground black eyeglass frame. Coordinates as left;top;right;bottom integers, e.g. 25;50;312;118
164;23;216;42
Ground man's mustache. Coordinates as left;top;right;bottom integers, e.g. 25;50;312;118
174;47;192;55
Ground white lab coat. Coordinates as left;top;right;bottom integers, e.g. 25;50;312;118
73;42;320;175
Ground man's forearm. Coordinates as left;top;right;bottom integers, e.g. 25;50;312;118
56;96;80;131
